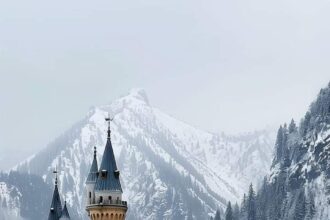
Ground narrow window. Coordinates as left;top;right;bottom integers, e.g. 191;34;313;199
101;169;107;178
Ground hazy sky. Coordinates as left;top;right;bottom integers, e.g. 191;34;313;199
0;0;330;169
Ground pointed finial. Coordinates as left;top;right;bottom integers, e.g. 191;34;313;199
105;113;114;139
94;146;97;157
53;166;58;185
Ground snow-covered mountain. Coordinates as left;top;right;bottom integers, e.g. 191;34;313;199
12;89;274;219
0;182;21;219
239;82;330;220
0;171;52;220
270;83;330;219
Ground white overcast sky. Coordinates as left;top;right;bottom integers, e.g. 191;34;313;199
0;0;329;169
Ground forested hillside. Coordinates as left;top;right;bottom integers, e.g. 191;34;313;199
221;83;330;220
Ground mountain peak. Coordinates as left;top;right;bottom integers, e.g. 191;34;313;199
127;88;150;105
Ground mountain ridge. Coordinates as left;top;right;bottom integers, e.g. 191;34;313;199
5;88;274;219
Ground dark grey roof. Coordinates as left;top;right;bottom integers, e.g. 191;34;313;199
48;181;62;220
94;134;122;192
59;201;71;220
48;211;58;220
86;147;98;183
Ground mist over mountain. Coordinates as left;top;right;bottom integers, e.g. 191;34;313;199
0;89;275;219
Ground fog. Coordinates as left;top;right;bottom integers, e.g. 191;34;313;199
0;0;329;169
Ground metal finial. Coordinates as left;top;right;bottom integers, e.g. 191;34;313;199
94;146;97;157
53;166;58;185
105;113;114;139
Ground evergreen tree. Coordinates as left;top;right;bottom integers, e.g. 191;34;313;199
304;193;315;220
282;145;291;168
289;119;297;133
241;194;247;212
233;203;240;220
247;184;256;220
256;177;268;220
300;112;311;136
293;190;306;220
225;202;233;220
240;194;248;220
267;177;282;220
214;209;221;220
273;126;284;165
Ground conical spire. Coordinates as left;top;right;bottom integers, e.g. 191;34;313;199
94;114;122;192
86;146;99;183
48;169;62;220
59;201;71;220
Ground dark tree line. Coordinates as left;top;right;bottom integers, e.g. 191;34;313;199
211;181;315;220
0;171;52;219
210;116;320;220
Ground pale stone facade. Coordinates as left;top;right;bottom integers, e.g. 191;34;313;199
88;206;127;220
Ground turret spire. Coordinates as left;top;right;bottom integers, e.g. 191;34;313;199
86;146;99;184
94;113;122;191
48;168;71;220
53;166;58;186
105;113;113;139
86;112;127;219
60;201;71;220
48;168;63;220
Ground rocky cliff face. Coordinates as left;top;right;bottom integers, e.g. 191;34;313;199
246;83;330;220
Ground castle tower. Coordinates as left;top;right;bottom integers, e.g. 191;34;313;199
48;170;71;220
86;115;128;220
86;146;98;205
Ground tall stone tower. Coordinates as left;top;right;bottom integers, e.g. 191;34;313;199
86;115;128;220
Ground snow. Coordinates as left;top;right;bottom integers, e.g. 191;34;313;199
14;88;275;219
0;182;21;219
306;174;330;220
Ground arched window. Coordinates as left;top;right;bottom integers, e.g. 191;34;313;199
99;196;103;203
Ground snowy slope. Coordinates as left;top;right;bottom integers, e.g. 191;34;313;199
263;83;330;220
15;88;275;219
155;108;274;195
0;182;21;220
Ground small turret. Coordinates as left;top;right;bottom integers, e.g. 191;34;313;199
47;169;71;220
48;170;62;220
86;146;99;205
87;146;99;183
59;201;71;220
